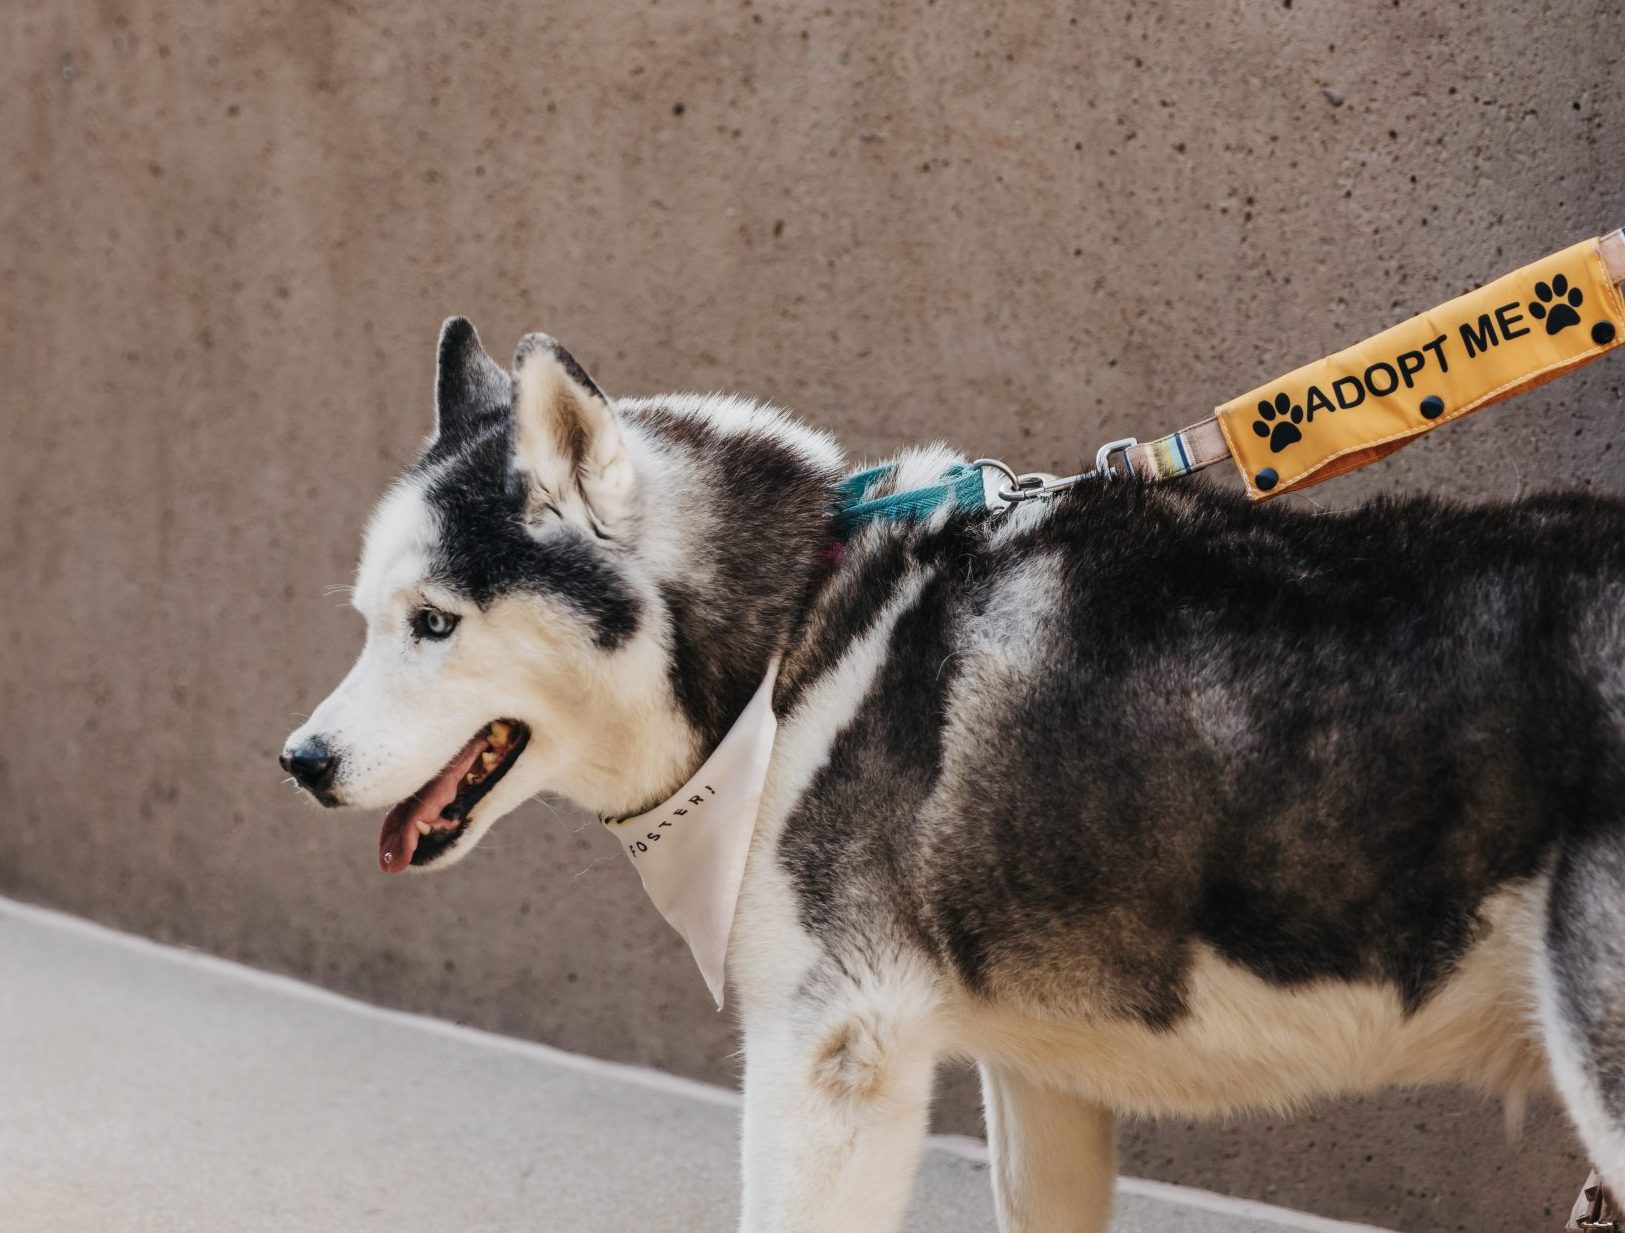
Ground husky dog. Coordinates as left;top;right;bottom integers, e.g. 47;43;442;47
283;318;1625;1233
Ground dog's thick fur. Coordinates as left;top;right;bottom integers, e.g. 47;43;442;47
285;319;1625;1232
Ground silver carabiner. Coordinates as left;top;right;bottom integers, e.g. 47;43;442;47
972;439;1139;507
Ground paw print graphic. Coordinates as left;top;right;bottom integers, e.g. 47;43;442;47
1251;392;1303;453
1529;273;1583;336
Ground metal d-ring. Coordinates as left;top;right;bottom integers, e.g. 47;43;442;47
969;457;1019;490
969;457;1042;505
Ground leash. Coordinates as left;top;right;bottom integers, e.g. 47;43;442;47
837;228;1625;527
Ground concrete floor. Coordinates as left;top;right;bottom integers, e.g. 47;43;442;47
0;898;1392;1233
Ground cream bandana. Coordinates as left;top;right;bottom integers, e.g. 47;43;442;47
602;660;780;1009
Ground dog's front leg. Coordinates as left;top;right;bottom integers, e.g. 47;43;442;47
737;1009;938;1233
979;1063;1115;1233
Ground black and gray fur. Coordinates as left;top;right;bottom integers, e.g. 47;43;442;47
779;481;1625;1019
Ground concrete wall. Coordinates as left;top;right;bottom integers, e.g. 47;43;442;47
4;2;1622;1229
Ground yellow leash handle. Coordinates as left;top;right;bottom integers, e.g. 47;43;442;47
1127;230;1625;499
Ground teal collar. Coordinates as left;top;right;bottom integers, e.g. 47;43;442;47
830;461;989;535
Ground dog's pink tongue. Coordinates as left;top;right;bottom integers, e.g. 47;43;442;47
378;736;488;874
378;802;418;874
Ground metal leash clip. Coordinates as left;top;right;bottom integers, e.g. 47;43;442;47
972;438;1139;506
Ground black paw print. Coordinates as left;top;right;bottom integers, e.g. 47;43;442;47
1251;392;1303;453
1529;273;1583;335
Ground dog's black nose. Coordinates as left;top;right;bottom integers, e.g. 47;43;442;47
280;739;338;794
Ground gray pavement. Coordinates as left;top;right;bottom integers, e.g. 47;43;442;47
0;899;1386;1233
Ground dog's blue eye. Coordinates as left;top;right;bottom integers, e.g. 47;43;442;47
412;607;459;641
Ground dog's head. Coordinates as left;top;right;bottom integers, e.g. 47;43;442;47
280;319;703;873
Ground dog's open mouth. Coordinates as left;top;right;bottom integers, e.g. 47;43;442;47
378;720;530;873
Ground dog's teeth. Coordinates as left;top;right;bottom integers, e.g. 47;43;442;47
415;819;431;836
489;721;510;745
481;751;499;770
464;771;477;784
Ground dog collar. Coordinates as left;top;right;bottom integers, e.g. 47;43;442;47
830;460;993;533
829;456;1045;534
600;659;780;1009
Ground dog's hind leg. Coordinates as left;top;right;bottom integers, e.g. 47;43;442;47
1539;833;1625;1186
979;1064;1115;1233
737;989;940;1233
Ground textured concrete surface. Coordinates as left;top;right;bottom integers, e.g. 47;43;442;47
2;2;1621;1230
0;898;1392;1233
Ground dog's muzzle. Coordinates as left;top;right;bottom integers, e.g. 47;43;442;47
280;738;340;803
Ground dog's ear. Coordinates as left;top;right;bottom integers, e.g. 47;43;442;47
511;333;633;535
433;317;511;445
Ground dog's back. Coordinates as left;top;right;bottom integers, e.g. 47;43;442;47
769;476;1625;1139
